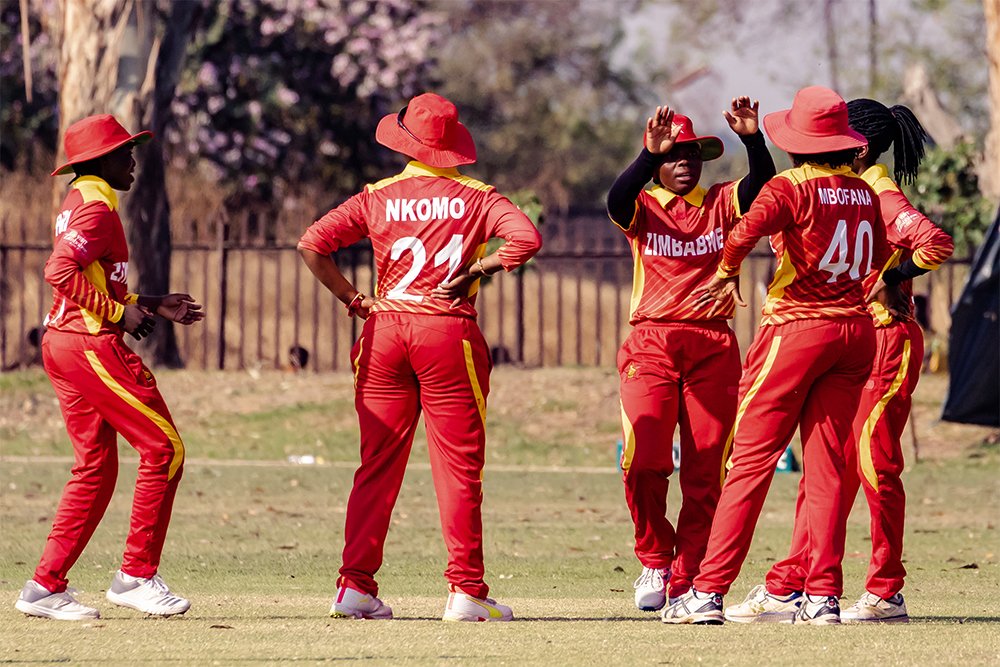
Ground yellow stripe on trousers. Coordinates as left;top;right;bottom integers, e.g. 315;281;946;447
462;339;487;425
858;339;911;492
720;335;783;486
84;350;185;480
619;400;637;473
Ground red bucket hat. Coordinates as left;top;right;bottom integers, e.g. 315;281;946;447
668;114;724;161
375;93;476;168
51;114;152;176
763;86;867;154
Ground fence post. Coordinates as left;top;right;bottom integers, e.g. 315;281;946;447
216;216;228;370
516;269;525;364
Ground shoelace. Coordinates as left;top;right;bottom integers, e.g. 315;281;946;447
147;575;171;595
633;568;664;590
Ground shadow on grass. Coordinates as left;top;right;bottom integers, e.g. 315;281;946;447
909;616;1000;624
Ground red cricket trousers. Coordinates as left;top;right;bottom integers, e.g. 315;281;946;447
36;330;185;593
618;320;740;598
766;319;923;599
692;316;875;597
338;312;492;600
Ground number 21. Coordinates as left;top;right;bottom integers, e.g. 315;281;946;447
386;234;465;302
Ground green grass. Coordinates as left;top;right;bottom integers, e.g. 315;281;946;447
1;368;999;665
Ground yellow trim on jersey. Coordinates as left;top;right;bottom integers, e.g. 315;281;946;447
462;340;487;425
859;164;899;194
367;161;494;194
84;349;185;480
72;175;119;210
721;335;783;485
81;262;121;333
608;201;641;235
124;293;139;305
647;184;707;208
628;237;645;320
620;400;637;473
858;340;911;491
911;248;940;270
763;251;797;317
730;177;745;217
870;248;903;326
777;163;856;186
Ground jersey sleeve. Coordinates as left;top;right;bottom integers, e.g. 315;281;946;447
298;191;370;255
483;192;543;271
878;189;954;270
43;202;125;323
718;178;795;278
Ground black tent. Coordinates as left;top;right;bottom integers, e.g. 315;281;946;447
942;208;1000;426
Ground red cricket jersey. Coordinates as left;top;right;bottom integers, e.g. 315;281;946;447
720;164;890;326
621;182;742;324
298;161;542;318
44;176;134;336
860;164;954;326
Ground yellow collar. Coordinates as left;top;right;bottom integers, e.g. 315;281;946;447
648;184;707;208
859;163;891;188
403;161;461;178
71;175;119;211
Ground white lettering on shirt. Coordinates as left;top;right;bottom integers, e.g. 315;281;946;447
643;228;723;257
386;197;467;222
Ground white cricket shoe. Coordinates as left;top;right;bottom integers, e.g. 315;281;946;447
841;591;909;623
661;589;724;625
633;566;671;611
442;590;513;622
793;593;841;625
724;584;802;623
15;580;100;620
330;585;393;619
106;570;190;616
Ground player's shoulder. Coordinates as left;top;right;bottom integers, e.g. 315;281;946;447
70;176;119;212
860;164;900;195
366;162;495;195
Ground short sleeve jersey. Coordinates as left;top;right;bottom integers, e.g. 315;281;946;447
620;182;742;324
298;161;542;318
860;164;954;326
44;176;132;336
720;164;891;326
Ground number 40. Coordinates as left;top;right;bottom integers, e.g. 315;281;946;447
818;219;873;283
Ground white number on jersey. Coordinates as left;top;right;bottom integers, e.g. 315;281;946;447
55;210;71;236
818;219;873;283
385;234;465;303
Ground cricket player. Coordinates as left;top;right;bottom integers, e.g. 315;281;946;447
606;98;775;611
661;86;891;625
15;114;203;620
298;92;542;621
726;99;953;625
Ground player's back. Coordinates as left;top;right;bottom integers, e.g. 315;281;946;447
757;164;887;326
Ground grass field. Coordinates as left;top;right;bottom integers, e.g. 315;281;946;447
1;367;998;666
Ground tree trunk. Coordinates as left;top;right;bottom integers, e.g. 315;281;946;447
824;0;840;92
116;1;198;368
982;0;1000;202
902;64;963;150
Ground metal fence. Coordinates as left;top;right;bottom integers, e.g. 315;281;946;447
1;212;971;371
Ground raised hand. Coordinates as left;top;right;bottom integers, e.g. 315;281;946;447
723;96;760;136
156;293;205;325
645;106;683;155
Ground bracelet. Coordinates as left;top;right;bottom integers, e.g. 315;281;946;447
345;292;365;317
475;257;488;277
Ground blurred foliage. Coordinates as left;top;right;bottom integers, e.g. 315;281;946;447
171;0;443;211
0;0;58;170
430;0;658;213
908;141;995;257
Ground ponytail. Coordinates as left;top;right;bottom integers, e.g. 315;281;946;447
846;98;929;184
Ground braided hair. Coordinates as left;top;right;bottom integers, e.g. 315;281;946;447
846;98;928;184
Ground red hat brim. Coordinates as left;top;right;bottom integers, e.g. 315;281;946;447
763;109;866;154
375;113;476;168
50;130;153;176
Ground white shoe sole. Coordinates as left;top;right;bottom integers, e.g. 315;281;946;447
15;599;100;621
725;610;796;624
442;611;513;622
330;608;393;620
842;614;909;624
106;591;190;617
636;599;666;612
662;611;724;625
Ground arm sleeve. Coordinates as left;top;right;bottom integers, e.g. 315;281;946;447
718;179;794;277
878;189;954;270
297;191;370;255
735;132;776;214
606;149;660;231
484;192;543;271
43;203;125;323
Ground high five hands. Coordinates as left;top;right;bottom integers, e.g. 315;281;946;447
723;96;760;136
645;106;683;155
